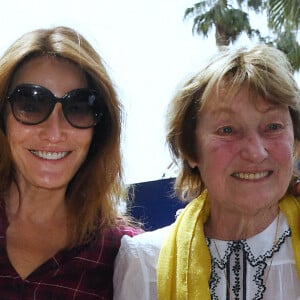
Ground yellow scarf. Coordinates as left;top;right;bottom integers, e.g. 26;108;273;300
157;190;300;300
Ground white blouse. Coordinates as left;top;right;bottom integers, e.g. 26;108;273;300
113;212;300;300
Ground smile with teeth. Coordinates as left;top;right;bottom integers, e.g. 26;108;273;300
232;171;270;180
30;150;69;160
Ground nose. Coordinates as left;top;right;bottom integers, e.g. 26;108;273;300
239;131;268;163
38;104;68;142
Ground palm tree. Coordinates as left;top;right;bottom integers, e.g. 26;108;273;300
184;0;262;48
267;0;300;71
184;0;300;71
268;0;300;30
275;30;300;70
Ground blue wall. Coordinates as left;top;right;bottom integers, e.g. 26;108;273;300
128;178;186;231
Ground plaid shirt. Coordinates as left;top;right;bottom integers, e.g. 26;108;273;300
0;205;142;299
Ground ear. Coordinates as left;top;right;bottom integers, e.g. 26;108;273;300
187;157;198;169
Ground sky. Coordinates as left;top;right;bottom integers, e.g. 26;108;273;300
1;1;299;184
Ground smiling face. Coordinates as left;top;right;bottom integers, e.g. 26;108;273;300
190;85;294;216
6;56;93;192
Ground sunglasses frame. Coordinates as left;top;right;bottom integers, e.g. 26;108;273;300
7;83;106;129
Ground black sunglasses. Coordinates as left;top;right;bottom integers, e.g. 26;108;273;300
7;84;106;129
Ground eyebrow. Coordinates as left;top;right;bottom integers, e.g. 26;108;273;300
209;107;233;115
208;103;285;117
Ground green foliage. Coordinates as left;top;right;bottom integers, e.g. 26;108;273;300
268;0;300;31
275;31;300;71
184;0;300;71
237;0;264;13
184;0;260;46
266;0;300;71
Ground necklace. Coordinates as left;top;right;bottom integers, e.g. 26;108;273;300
212;213;280;300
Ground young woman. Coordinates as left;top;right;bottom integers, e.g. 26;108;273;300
0;26;141;299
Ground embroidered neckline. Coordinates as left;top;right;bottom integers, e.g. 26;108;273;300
206;212;291;300
208;228;291;267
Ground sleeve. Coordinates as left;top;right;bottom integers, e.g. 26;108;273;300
113;234;160;300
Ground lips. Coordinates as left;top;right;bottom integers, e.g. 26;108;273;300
30;150;69;160
231;171;270;180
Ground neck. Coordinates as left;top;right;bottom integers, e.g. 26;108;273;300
6;182;67;223
204;205;279;240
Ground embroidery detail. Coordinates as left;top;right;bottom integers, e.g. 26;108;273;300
207;228;291;300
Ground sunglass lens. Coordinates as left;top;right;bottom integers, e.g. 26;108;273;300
11;87;53;125
64;90;102;128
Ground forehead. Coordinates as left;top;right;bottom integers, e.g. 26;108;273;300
13;56;85;80
10;56;87;93
200;83;281;114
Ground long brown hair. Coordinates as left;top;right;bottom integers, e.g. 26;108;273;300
0;26;127;247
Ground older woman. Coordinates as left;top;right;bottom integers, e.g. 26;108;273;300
0;26;141;299
114;44;300;299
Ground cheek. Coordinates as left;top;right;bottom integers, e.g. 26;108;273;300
270;131;294;155
71;130;93;151
271;139;294;166
201;136;238;158
197;139;236;171
6;117;31;145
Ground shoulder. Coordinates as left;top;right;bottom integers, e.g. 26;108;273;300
102;218;143;240
118;225;173;260
113;225;173;300
86;221;143;259
111;224;144;238
70;223;142;271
